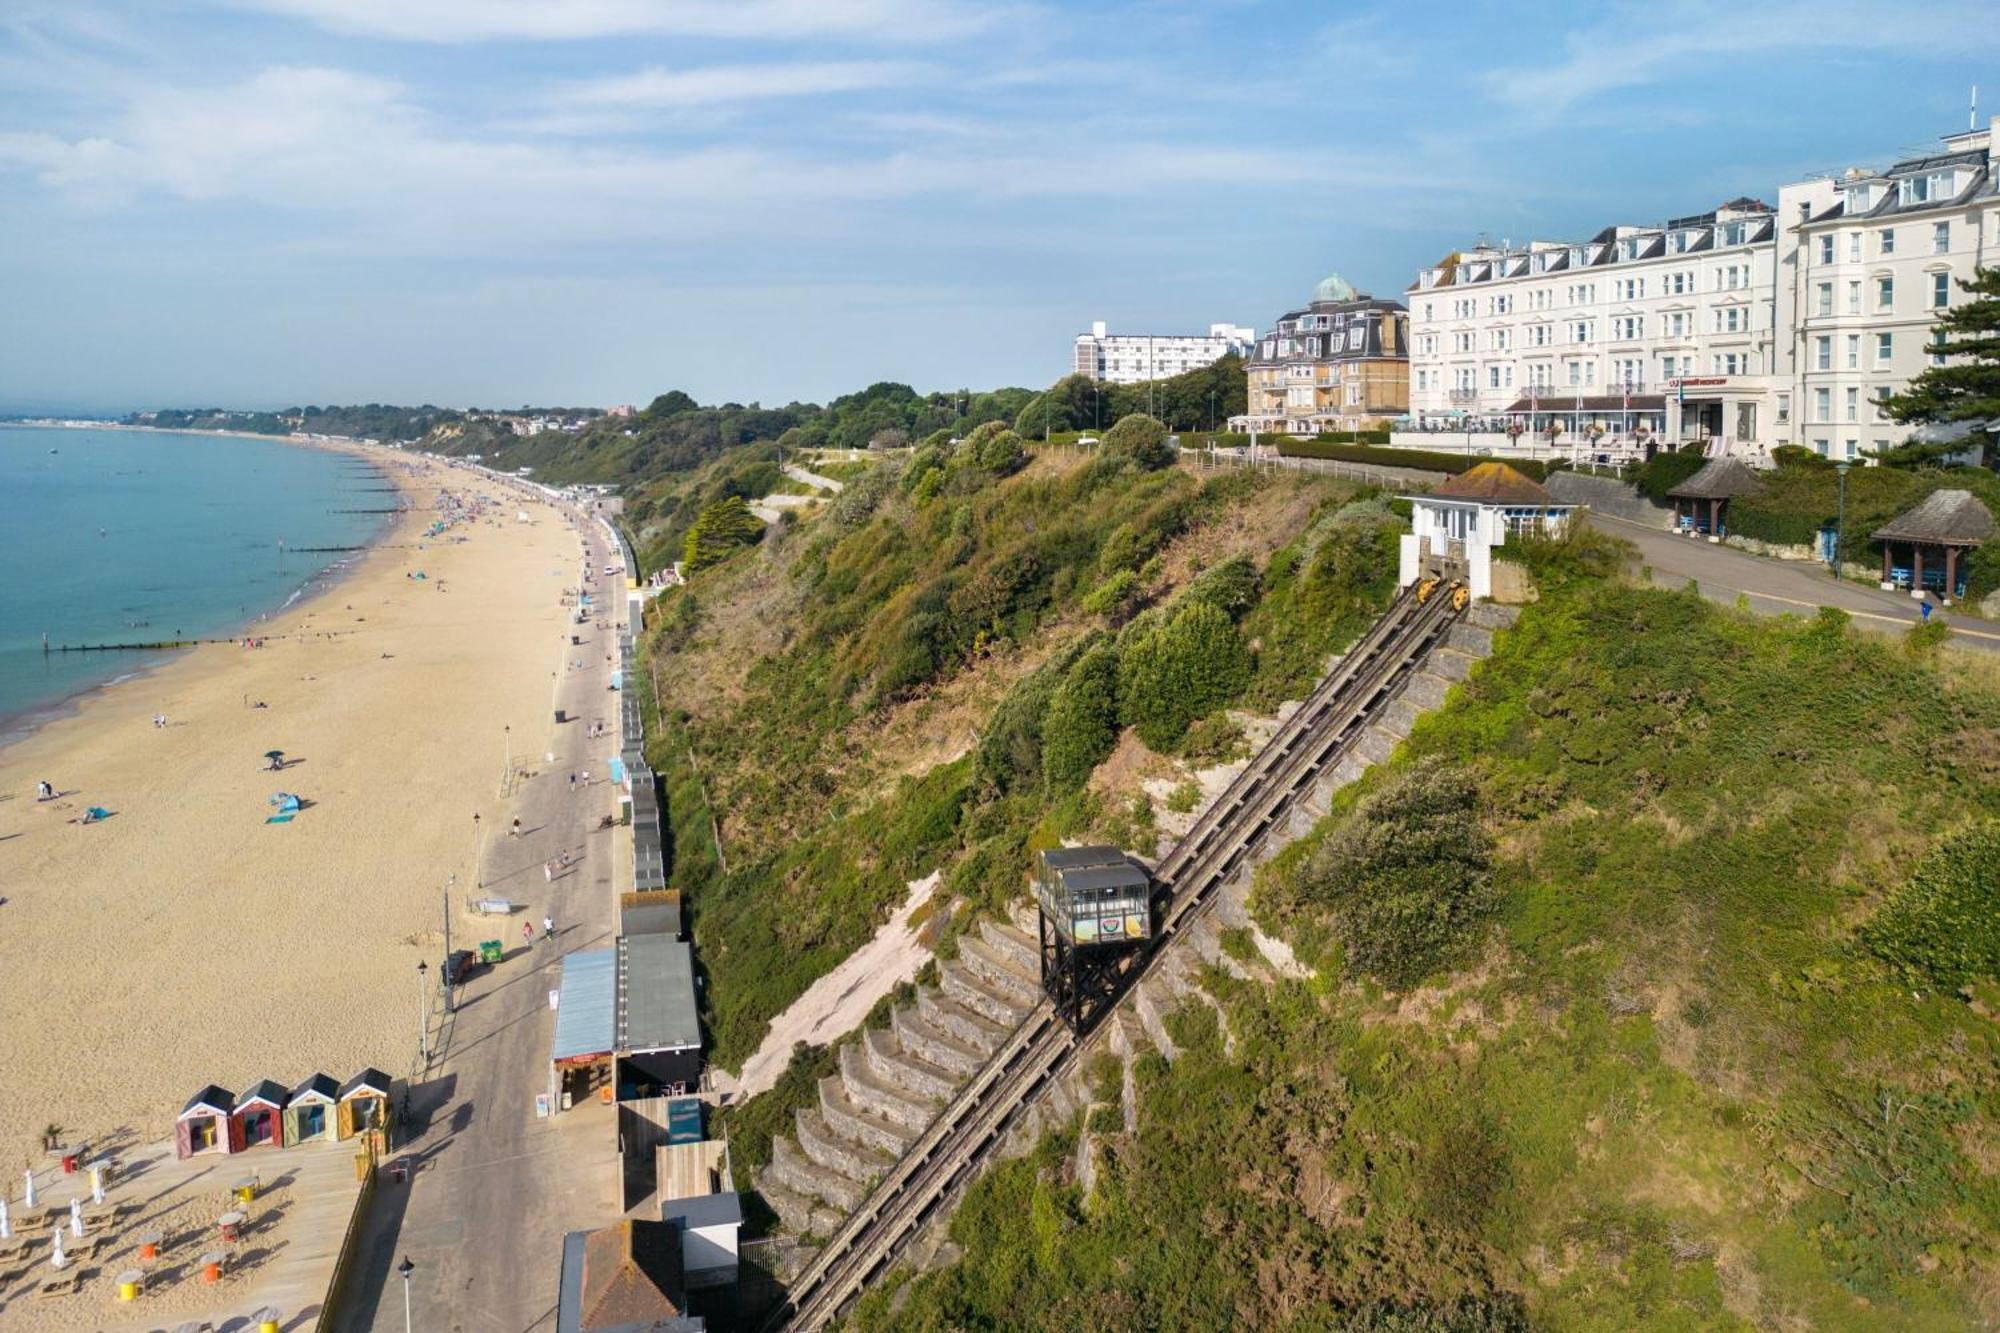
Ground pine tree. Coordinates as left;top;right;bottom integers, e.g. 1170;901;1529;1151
1877;266;2000;465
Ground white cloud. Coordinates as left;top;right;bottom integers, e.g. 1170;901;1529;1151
554;60;925;109
1482;0;2000;119
210;0;1003;43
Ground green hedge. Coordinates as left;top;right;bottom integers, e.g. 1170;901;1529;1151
1273;438;1549;481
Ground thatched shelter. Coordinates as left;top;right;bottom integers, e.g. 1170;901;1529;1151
1870;489;1995;599
1665;457;1765;536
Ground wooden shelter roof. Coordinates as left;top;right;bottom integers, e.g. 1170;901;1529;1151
1427;462;1560;506
236;1079;289;1110
1870;488;1997;546
1667;457;1766;500
291;1072;339;1103
578;1220;686;1328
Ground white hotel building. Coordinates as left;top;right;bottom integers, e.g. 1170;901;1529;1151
1406;117;2000;462
1073;320;1256;385
1406;199;1786;453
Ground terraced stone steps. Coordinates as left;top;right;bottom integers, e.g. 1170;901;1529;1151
760;911;1045;1247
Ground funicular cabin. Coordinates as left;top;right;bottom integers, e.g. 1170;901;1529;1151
285;1073;339;1146
176;1086;240;1159
232;1080;288;1150
1035;846;1155;1029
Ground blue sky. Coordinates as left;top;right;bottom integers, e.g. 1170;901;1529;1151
1;0;1995;413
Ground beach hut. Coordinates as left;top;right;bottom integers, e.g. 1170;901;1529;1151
284;1073;339;1146
175;1087;241;1160
336;1069;393;1141
232;1080;288;1150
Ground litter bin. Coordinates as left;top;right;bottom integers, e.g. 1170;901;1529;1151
554;708;568;724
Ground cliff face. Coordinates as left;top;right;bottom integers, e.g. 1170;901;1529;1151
854;573;2000;1332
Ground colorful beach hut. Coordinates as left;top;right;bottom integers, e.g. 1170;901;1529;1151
175;1086;241;1160
336;1068;393;1141
284;1073;339;1146
232;1080;288;1150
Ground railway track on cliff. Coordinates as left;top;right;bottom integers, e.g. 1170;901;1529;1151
771;585;1465;1331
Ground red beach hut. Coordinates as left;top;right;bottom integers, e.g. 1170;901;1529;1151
232;1079;289;1150
176;1086;242;1159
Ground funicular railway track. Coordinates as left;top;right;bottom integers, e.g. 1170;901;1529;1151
771;585;1465;1331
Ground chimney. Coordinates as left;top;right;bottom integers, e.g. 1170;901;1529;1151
1091;321;1107;339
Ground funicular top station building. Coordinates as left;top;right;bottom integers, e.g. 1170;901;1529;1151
1035;846;1154;1029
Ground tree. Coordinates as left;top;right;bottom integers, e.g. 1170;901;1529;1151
1101;413;1175;470
868;427;909;450
1043;646;1121;790
1878;266;2000;465
1292;758;1494;988
1117;600;1250;750
682;495;764;572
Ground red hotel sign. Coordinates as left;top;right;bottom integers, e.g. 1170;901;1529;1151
1664;377;1728;388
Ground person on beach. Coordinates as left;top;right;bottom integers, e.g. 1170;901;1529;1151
522;921;532;945
543;915;555;942
38;781;55;801
510;817;522;838
568;773;576;792
544;860;554;883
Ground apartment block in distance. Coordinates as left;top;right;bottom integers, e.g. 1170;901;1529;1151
1230;274;1409;436
1778;116;2000;463
1407;200;1782;454
1072;320;1255;384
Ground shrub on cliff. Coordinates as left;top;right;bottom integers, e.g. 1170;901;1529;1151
1290;757;1494;988
1864;824;2000;988
1102;413;1174;470
1043;645;1122;791
1117;600;1249;750
682;494;764;572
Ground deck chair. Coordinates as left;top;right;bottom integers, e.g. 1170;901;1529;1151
37;1268;83;1297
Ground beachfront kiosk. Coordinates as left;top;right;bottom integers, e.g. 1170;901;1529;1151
284;1073;339;1146
336;1069;393;1142
1398;462;1574;601
232;1080;289;1150
176;1086;242;1159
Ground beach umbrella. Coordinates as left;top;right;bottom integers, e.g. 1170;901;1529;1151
23;1168;35;1208
50;1227;64;1269
1;1195;11;1239
69;1198;82;1237
264;750;285;770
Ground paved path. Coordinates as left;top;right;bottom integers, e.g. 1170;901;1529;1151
338;491;625;1333
781;462;844;493
1591;513;2000;653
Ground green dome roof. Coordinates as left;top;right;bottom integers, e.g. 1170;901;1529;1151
1311;273;1357;304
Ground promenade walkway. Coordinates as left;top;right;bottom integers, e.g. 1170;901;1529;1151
338;487;626;1333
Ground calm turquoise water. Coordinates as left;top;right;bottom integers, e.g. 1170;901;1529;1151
0;426;392;733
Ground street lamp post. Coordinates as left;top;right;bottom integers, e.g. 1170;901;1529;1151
1834;461;1852;577
415;961;429;1061
397;1256;415;1333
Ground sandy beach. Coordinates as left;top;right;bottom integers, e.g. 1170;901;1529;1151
0;447;581;1160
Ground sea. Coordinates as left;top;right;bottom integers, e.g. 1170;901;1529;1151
0;425;394;737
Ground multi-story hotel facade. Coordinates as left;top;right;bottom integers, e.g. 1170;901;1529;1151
1778;117;2000;463
1072;320;1256;385
1230;274;1409;436
1406;199;1786;454
1405;117;2000;462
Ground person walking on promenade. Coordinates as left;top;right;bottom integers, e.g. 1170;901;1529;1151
568;772;576;792
543;915;555;942
522;921;533;946
544;860;554;883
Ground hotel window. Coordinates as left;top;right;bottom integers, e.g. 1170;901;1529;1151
1934;221;1950;253
1530;324;1550;347
1666;271;1690;295
1584;362;1596;386
1571;321;1594;344
1876;276;1893;310
1848;232;1862;262
1815;282;1833;316
1878;227;1895;255
1846;334;1859;369
1614;316;1643;340
1876;332;1893;365
1873;438;1890;454
1814;336;1831;370
1776;393;1791;424
1844;439;1858;460
1348;326;1365;350
1713;353;1745;375
1870;387;1886;420
1817;236;1834;264
1845;387;1858;422
1813;438;1829;457
1846;280;1860;314
1566;361;1582;386
1814;388;1831;421
1932;272;1951;308
1491;328;1510;351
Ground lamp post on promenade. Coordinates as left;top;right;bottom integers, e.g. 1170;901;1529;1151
415;961;429;1062
1834;461;1852;576
397;1256;415;1333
